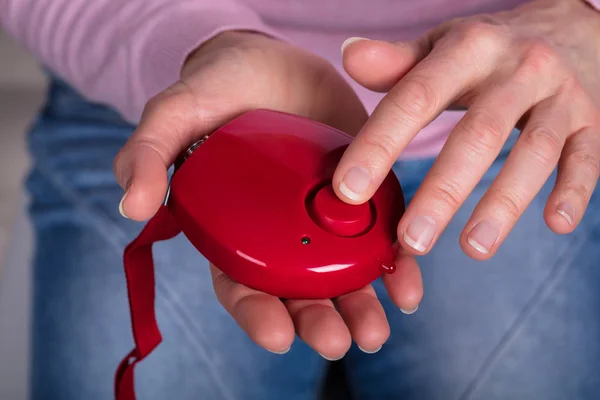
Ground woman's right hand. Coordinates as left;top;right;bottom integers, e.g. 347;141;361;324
114;31;423;359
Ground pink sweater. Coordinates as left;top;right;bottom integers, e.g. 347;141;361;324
1;0;529;157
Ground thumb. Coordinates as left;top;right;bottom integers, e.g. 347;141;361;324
115;141;169;222
114;83;239;221
341;36;431;93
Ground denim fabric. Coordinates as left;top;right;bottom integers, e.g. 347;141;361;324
25;78;600;400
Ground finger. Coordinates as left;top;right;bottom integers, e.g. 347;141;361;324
460;95;570;258
115;73;367;221
285;298;352;360
114;82;244;221
334;27;502;204
333;285;389;353
544;125;600;234
341;37;432;92
382;248;423;313
398;68;556;255
114;143;170;221
210;264;295;354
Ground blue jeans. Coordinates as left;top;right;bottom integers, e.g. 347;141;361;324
25;78;600;400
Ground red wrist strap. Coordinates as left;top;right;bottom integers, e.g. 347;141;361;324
114;205;181;400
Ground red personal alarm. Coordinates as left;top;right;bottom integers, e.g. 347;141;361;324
115;109;405;400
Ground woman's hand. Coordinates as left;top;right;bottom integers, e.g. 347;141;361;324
334;0;600;259
113;31;423;358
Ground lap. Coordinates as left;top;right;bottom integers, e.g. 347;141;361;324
26;79;600;399
26;80;324;400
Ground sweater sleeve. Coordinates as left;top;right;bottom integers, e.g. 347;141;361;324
0;0;281;122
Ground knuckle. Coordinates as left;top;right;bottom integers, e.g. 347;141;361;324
394;75;439;120
361;132;399;163
143;83;195;118
560;75;586;98
521;124;564;166
144;92;177;117
492;187;524;220
125;136;171;168
561;180;593;205
143;94;164;115
428;176;465;210
461;110;507;158
454;19;505;53
520;39;561;75
137;136;170;157
567;149;600;179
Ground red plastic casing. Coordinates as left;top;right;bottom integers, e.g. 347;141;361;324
168;109;404;299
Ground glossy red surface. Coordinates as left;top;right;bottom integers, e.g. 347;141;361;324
308;184;372;237
169;109;405;299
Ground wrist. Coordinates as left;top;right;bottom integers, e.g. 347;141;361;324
181;30;278;77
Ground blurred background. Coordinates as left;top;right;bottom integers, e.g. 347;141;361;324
0;29;46;276
0;28;46;398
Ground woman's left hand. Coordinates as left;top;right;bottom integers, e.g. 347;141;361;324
334;0;600;259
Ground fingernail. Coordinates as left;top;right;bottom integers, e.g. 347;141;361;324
319;353;346;361
403;216;436;252
268;347;291;355
341;37;369;53
556;202;574;225
119;189;130;219
339;166;371;201
401;305;418;315
467;220;500;254
358;345;382;354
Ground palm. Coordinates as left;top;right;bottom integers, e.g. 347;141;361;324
115;31;423;358
184;34;423;357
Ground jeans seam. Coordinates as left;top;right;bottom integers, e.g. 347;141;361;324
458;216;600;400
29;154;236;400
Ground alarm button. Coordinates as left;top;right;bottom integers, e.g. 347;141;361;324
309;185;373;237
